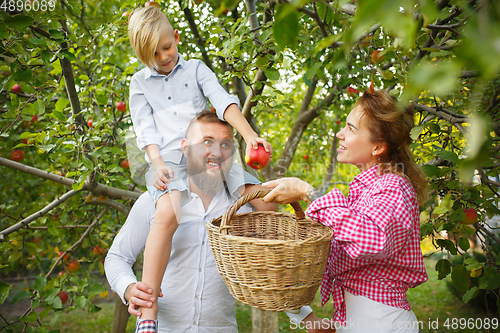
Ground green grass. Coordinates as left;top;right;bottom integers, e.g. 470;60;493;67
2;258;497;332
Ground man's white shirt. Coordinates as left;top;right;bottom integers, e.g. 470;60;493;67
105;190;252;333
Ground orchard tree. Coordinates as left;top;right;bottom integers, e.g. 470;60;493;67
1;0;500;332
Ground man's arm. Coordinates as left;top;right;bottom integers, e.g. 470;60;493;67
242;183;278;212
104;192;154;305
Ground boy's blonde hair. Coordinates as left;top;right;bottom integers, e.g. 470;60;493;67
128;6;173;69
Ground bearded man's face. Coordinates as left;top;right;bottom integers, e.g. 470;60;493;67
184;122;235;196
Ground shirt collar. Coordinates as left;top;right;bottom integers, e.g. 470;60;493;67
352;164;379;189
144;54;185;79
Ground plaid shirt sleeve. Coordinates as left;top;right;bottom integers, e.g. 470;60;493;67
306;178;415;260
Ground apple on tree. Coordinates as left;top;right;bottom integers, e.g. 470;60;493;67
11;83;22;93
116;101;126;112
245;144;271;170
145;1;160;7
461;207;478;225
67;259;80;272
57;291;69;304
11;150;24;162
121;160;130;169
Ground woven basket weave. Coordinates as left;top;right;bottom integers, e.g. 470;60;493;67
206;189;333;311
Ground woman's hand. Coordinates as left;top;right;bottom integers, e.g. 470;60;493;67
262;177;315;205
125;282;163;317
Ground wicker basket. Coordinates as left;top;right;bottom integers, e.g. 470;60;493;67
206;189;333;311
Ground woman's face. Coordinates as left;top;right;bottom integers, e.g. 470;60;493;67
336;105;386;171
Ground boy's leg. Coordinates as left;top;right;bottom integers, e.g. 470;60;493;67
138;190;182;325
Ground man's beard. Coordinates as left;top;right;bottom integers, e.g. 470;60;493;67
186;146;232;197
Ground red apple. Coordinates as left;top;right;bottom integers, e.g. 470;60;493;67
93;245;106;256
335;119;341;125
245;145;270;169
303;155;309;160
11;150;24;162
87;118;93;128
67;259;80;272
346;86;360;95
370;50;384;64
31;115;39;123
121;160;130;169
58;271;65;276
461;208;477;225
57;251;69;261
11;84;22;93
145;1;160;6
116;101;126;112
57;291;68;304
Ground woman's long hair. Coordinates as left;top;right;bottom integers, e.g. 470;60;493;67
356;89;428;205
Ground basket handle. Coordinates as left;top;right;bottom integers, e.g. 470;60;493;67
220;189;306;235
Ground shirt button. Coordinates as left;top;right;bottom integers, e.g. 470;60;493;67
165;78;168;82
185;83;188;87
195;294;199;298
168;96;171;100
201;241;205;245
199;268;202;272
174;112;177;115
193;321;197;325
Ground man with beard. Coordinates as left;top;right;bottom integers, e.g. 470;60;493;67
105;111;277;332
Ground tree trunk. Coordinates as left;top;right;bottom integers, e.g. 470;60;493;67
111;295;131;333
251;308;278;333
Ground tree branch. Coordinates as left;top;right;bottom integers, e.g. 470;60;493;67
45;208;107;277
411;103;467;135
319;136;338;194
0;157;141;201
0;189;79;240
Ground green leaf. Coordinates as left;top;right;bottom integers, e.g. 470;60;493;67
0;282;12;304
74;295;86;309
20;311;38;323
35;100;45;116
50;312;61;326
13;290;31;304
436;151;459;164
12;68;32;83
264;67;280;81
462;286;480;304
55;98;70;112
40;49;51;68
458;236;470;252
435;259;451;280
4;15;35;30
273;5;299;51
88;304;102;313
34;274;47;292
421;164;440;178
305;62;322;80
451;265;470;293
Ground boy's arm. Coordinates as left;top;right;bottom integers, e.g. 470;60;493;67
145;144;174;190
222;104;272;154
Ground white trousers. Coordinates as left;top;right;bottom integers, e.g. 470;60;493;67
336;291;421;333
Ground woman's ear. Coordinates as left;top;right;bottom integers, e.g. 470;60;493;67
372;142;387;157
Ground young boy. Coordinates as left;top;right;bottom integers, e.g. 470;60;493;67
127;6;272;333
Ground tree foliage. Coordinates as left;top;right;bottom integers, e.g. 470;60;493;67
1;0;500;330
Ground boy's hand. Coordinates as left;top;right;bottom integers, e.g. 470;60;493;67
154;165;174;191
126;282;163;317
246;136;272;157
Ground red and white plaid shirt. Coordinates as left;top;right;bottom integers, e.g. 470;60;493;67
306;165;428;325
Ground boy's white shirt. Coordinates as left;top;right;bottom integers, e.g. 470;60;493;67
128;55;240;164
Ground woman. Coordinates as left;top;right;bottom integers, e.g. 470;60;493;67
263;89;428;333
